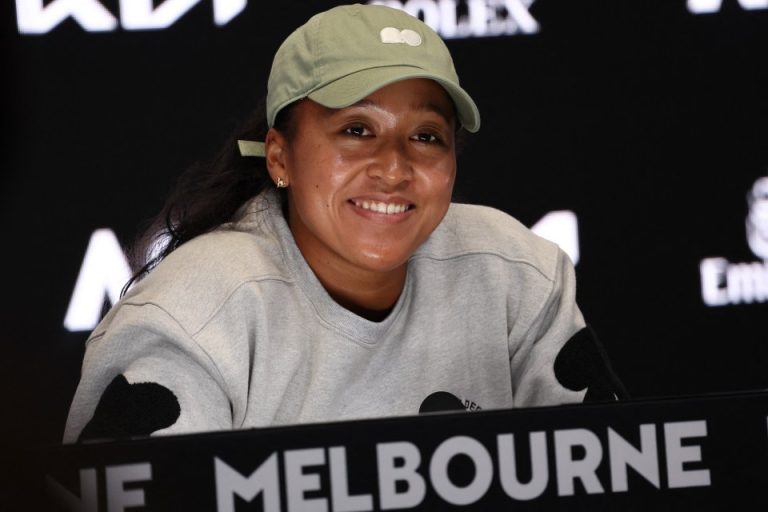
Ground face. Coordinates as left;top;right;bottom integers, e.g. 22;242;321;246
266;78;457;280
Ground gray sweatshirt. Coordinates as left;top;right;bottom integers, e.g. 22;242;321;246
64;189;589;443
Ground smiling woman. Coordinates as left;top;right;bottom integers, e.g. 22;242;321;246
63;4;625;443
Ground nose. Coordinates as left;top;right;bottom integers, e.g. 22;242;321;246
366;142;413;186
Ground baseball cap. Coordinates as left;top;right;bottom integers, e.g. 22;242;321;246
239;3;480;157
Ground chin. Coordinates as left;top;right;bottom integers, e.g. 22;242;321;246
355;251;410;273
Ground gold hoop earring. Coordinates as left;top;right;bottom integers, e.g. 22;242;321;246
276;177;287;188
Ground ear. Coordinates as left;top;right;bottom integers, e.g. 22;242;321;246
265;127;289;186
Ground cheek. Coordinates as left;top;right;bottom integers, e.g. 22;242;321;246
415;164;456;232
287;154;340;210
428;162;457;199
436;166;457;218
293;186;332;221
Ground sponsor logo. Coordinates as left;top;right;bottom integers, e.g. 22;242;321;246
63;211;578;332
368;0;540;38
687;0;768;14
700;176;768;307
746;176;768;259
16;0;539;37
63;229;132;332
15;0;247;34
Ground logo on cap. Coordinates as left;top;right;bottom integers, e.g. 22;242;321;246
380;27;422;46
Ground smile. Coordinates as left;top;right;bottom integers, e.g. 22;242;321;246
351;200;412;215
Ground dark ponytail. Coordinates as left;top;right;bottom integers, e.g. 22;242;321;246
122;98;295;295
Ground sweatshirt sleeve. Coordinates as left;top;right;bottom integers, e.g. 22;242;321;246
62;303;233;443
508;249;626;407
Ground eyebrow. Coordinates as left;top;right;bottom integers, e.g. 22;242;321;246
345;98;456;125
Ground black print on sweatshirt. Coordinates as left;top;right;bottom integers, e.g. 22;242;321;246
554;326;627;401
79;374;181;442
420;391;480;413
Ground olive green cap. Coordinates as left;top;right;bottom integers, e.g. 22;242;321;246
267;3;479;132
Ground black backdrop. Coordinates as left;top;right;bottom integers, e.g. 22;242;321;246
2;0;767;472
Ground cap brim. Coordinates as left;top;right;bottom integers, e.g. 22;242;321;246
307;66;480;133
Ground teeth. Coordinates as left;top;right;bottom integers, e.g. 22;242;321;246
354;200;409;214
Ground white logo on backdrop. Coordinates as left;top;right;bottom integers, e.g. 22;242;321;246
15;0;247;34
746;177;768;260
687;0;768;14
368;0;539;38
16;0;539;37
700;176;768;307
63;229;132;332
62;211;579;332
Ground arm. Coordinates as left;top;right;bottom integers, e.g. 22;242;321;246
509;250;627;407
63;303;233;443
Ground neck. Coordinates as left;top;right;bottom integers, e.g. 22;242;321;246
311;259;407;322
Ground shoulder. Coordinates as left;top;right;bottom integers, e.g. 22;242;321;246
159;228;287;285
114;220;291;335
415;202;563;282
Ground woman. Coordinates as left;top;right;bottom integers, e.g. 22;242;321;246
64;4;623;443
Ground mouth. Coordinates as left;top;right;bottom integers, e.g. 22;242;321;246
350;199;414;215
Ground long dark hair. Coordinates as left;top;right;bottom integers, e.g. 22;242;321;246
121;98;295;295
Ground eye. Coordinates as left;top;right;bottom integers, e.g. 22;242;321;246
344;124;371;137
412;132;441;144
